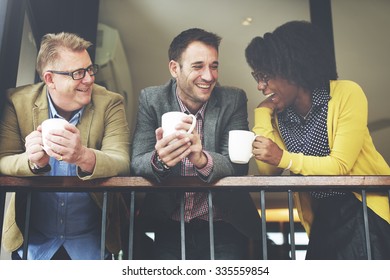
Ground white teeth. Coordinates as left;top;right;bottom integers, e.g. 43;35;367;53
197;84;210;89
265;92;275;98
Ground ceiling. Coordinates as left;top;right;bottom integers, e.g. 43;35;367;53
97;0;390;168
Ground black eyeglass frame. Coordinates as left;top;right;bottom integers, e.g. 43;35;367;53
47;64;99;80
251;71;270;86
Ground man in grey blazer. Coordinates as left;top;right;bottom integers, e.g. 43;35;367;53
131;28;262;259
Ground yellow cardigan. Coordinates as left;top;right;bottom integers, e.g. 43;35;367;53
253;80;390;234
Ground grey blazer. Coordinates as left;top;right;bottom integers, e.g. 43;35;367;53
131;79;261;239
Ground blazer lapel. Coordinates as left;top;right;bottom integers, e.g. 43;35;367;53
203;95;220;151
32;83;93;147
32;85;50;129
77;102;94;146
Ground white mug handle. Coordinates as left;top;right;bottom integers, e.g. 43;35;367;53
250;134;258;159
187;114;197;134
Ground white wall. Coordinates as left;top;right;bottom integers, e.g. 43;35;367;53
332;0;390;161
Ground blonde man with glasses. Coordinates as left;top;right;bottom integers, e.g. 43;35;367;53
0;32;130;259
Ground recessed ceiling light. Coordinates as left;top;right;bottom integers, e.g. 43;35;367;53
242;17;253;26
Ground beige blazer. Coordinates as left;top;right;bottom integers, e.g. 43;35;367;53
0;82;130;254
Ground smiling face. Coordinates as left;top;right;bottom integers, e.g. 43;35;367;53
169;41;218;113
259;76;309;114
43;48;94;120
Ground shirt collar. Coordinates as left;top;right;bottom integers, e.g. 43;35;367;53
175;89;208;120
279;84;331;123
46;90;84;125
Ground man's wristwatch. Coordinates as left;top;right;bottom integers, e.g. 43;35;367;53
28;160;51;174
156;155;170;171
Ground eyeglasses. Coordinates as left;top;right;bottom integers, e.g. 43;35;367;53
48;64;99;80
251;71;270;86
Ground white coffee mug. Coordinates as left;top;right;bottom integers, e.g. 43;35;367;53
41;118;68;151
228;130;256;164
162;111;197;138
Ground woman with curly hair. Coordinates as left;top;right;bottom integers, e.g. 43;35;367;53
245;20;390;259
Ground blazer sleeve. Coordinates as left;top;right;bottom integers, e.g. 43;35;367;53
130;88;163;181
0;87;40;176
206;88;250;182
79;88;131;180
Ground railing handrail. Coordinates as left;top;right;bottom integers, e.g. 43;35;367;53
1;175;389;260
1;175;390;192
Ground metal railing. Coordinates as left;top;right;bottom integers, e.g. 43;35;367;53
1;175;389;260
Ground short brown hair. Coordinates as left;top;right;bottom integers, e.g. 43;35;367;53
168;28;221;63
36;32;92;80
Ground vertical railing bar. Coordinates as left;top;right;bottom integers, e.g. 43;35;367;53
127;191;135;260
388;190;390;215
0;191;5;252
260;190;267;260
180;192;186;260
287;190;296;260
22;192;32;260
361;190;372;260
100;191;108;260
208;191;215;260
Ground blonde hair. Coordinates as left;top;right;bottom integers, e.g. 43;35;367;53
36;32;92;80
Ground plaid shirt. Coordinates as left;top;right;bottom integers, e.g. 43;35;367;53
170;94;221;222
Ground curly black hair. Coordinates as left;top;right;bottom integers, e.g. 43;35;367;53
245;20;338;91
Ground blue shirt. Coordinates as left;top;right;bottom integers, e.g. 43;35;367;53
18;93;103;260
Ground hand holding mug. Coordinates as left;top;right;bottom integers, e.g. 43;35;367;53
25;128;50;168
155;112;198;168
162;111;197;139
252;135;283;166
41;118;70;161
41;118;69;153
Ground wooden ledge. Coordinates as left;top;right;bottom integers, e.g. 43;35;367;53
0;175;390;192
